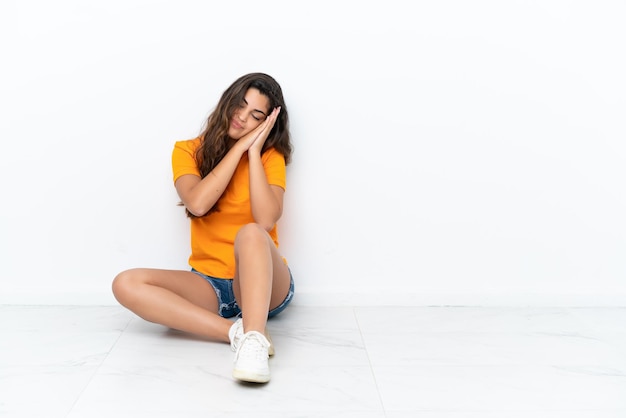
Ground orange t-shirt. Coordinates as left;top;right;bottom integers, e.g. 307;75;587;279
172;138;287;278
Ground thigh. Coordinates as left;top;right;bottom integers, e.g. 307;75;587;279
122;268;220;312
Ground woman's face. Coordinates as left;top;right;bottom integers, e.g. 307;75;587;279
229;88;270;140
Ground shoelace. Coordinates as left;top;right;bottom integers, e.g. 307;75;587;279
236;331;269;361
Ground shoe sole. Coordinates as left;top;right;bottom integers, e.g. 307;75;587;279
233;368;270;383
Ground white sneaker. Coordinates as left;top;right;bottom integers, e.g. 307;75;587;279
229;318;244;352
229;318;274;356
232;331;271;383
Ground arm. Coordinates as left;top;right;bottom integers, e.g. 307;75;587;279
174;144;246;217
174;109;280;218
248;107;284;230
248;154;284;231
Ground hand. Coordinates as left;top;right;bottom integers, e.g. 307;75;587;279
240;107;281;155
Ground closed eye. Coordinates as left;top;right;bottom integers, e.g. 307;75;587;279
240;98;267;121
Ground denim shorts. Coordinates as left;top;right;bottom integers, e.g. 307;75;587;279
191;268;294;319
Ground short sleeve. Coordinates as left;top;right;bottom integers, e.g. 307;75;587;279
262;148;287;190
172;138;201;183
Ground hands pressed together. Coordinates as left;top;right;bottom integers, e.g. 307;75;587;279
239;107;281;155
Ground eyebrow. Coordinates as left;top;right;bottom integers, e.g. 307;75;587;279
242;98;267;116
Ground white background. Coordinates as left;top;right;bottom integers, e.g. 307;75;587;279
1;0;625;306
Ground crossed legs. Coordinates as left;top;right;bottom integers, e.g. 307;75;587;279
111;223;292;343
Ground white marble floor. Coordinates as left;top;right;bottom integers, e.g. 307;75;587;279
1;304;626;417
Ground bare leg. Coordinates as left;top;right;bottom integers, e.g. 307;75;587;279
232;223;292;333
112;268;233;342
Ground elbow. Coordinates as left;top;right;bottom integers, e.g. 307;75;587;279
184;201;210;218
259;221;275;232
251;203;282;232
257;212;282;232
252;213;278;232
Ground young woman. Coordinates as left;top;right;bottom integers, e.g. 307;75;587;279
112;72;294;383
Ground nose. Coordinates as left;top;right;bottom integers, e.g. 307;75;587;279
236;109;246;123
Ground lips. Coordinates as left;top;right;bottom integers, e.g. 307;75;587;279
231;119;243;129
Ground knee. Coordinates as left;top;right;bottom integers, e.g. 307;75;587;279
235;223;268;246
111;269;142;305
